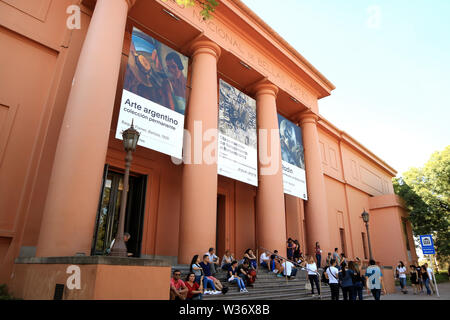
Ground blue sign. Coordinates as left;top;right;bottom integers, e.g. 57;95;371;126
419;235;435;255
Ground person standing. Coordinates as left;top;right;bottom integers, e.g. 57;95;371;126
325;252;332;267
315;242;322;269
333;248;341;268
416;263;424;293
365;259;387;300
425;263;436;294
293;240;301;261
409;265;419;295
286;238;295;260
327;258;340;300
339;261;355;301
396;261;408;294
420;265;432;295
350;260;365;300
306;255;320;297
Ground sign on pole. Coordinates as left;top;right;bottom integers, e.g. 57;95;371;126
419;235;435;255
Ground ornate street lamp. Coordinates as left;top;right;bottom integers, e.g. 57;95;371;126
361;209;374;261
110;121;140;257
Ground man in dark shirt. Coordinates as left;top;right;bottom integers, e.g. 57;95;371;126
199;255;224;292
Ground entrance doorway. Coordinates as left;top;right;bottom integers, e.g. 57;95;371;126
216;194;226;258
91;166;147;257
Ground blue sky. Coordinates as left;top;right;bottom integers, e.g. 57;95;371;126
243;0;450;176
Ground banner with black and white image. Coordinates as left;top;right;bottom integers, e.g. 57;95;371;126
218;79;258;186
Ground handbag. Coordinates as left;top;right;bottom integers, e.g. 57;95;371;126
305;273;312;290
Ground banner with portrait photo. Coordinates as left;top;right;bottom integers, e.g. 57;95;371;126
277;114;308;200
218;79;258;186
115;27;188;159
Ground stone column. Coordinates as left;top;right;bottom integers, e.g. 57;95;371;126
254;83;287;254
36;0;134;257
178;40;221;264
299;112;331;255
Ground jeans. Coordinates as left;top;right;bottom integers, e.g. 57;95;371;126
196;276;216;291
229;277;246;290
371;289;381;300
342;285;354;301
424;279;432;295
308;274;320;295
316;254;322;269
330;283;340;300
260;261;268;269
249;260;257;269
399;277;407;291
354;282;363;300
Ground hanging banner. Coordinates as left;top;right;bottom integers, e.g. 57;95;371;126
277;114;308;200
116;27;188;159
218;79;258;186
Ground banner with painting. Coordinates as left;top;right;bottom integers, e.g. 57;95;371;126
277;114;308;200
116;27;188;159
218;79;258;186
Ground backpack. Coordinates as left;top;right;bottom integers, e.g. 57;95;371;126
321;267;329;284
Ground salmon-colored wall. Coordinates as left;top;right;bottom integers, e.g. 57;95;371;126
10;263;170;300
0;0;418;300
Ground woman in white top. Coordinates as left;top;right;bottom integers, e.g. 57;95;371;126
305;255;320;297
396;261;408;293
221;250;234;271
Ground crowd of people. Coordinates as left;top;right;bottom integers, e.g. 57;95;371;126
396;261;437;296
170;241;438;301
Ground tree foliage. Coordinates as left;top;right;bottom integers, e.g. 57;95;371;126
393;146;450;263
162;0;219;20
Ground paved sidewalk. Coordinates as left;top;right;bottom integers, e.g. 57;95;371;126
373;282;450;300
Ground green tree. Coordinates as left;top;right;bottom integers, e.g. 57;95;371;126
162;0;219;19
393;146;450;263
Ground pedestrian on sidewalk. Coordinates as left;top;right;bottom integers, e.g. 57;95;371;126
396;261;408;294
420;265;432;295
425;263;436;294
365;259;387;300
409;264;420;295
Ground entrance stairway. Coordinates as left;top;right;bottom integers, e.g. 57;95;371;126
171;265;371;300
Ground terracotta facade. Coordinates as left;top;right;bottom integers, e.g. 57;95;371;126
0;0;417;298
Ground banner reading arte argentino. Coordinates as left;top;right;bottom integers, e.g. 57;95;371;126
116;27;188;159
277;114;308;200
218;79;258;186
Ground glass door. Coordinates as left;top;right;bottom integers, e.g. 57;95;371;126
92;168;147;257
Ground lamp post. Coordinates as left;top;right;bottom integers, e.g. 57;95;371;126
110;121;140;257
361;209;374;261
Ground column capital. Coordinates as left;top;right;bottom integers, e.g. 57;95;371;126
190;40;221;62
253;82;279;99
299;111;319;126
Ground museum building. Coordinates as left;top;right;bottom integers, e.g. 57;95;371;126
0;0;417;299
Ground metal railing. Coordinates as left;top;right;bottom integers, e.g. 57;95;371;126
257;247;322;297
